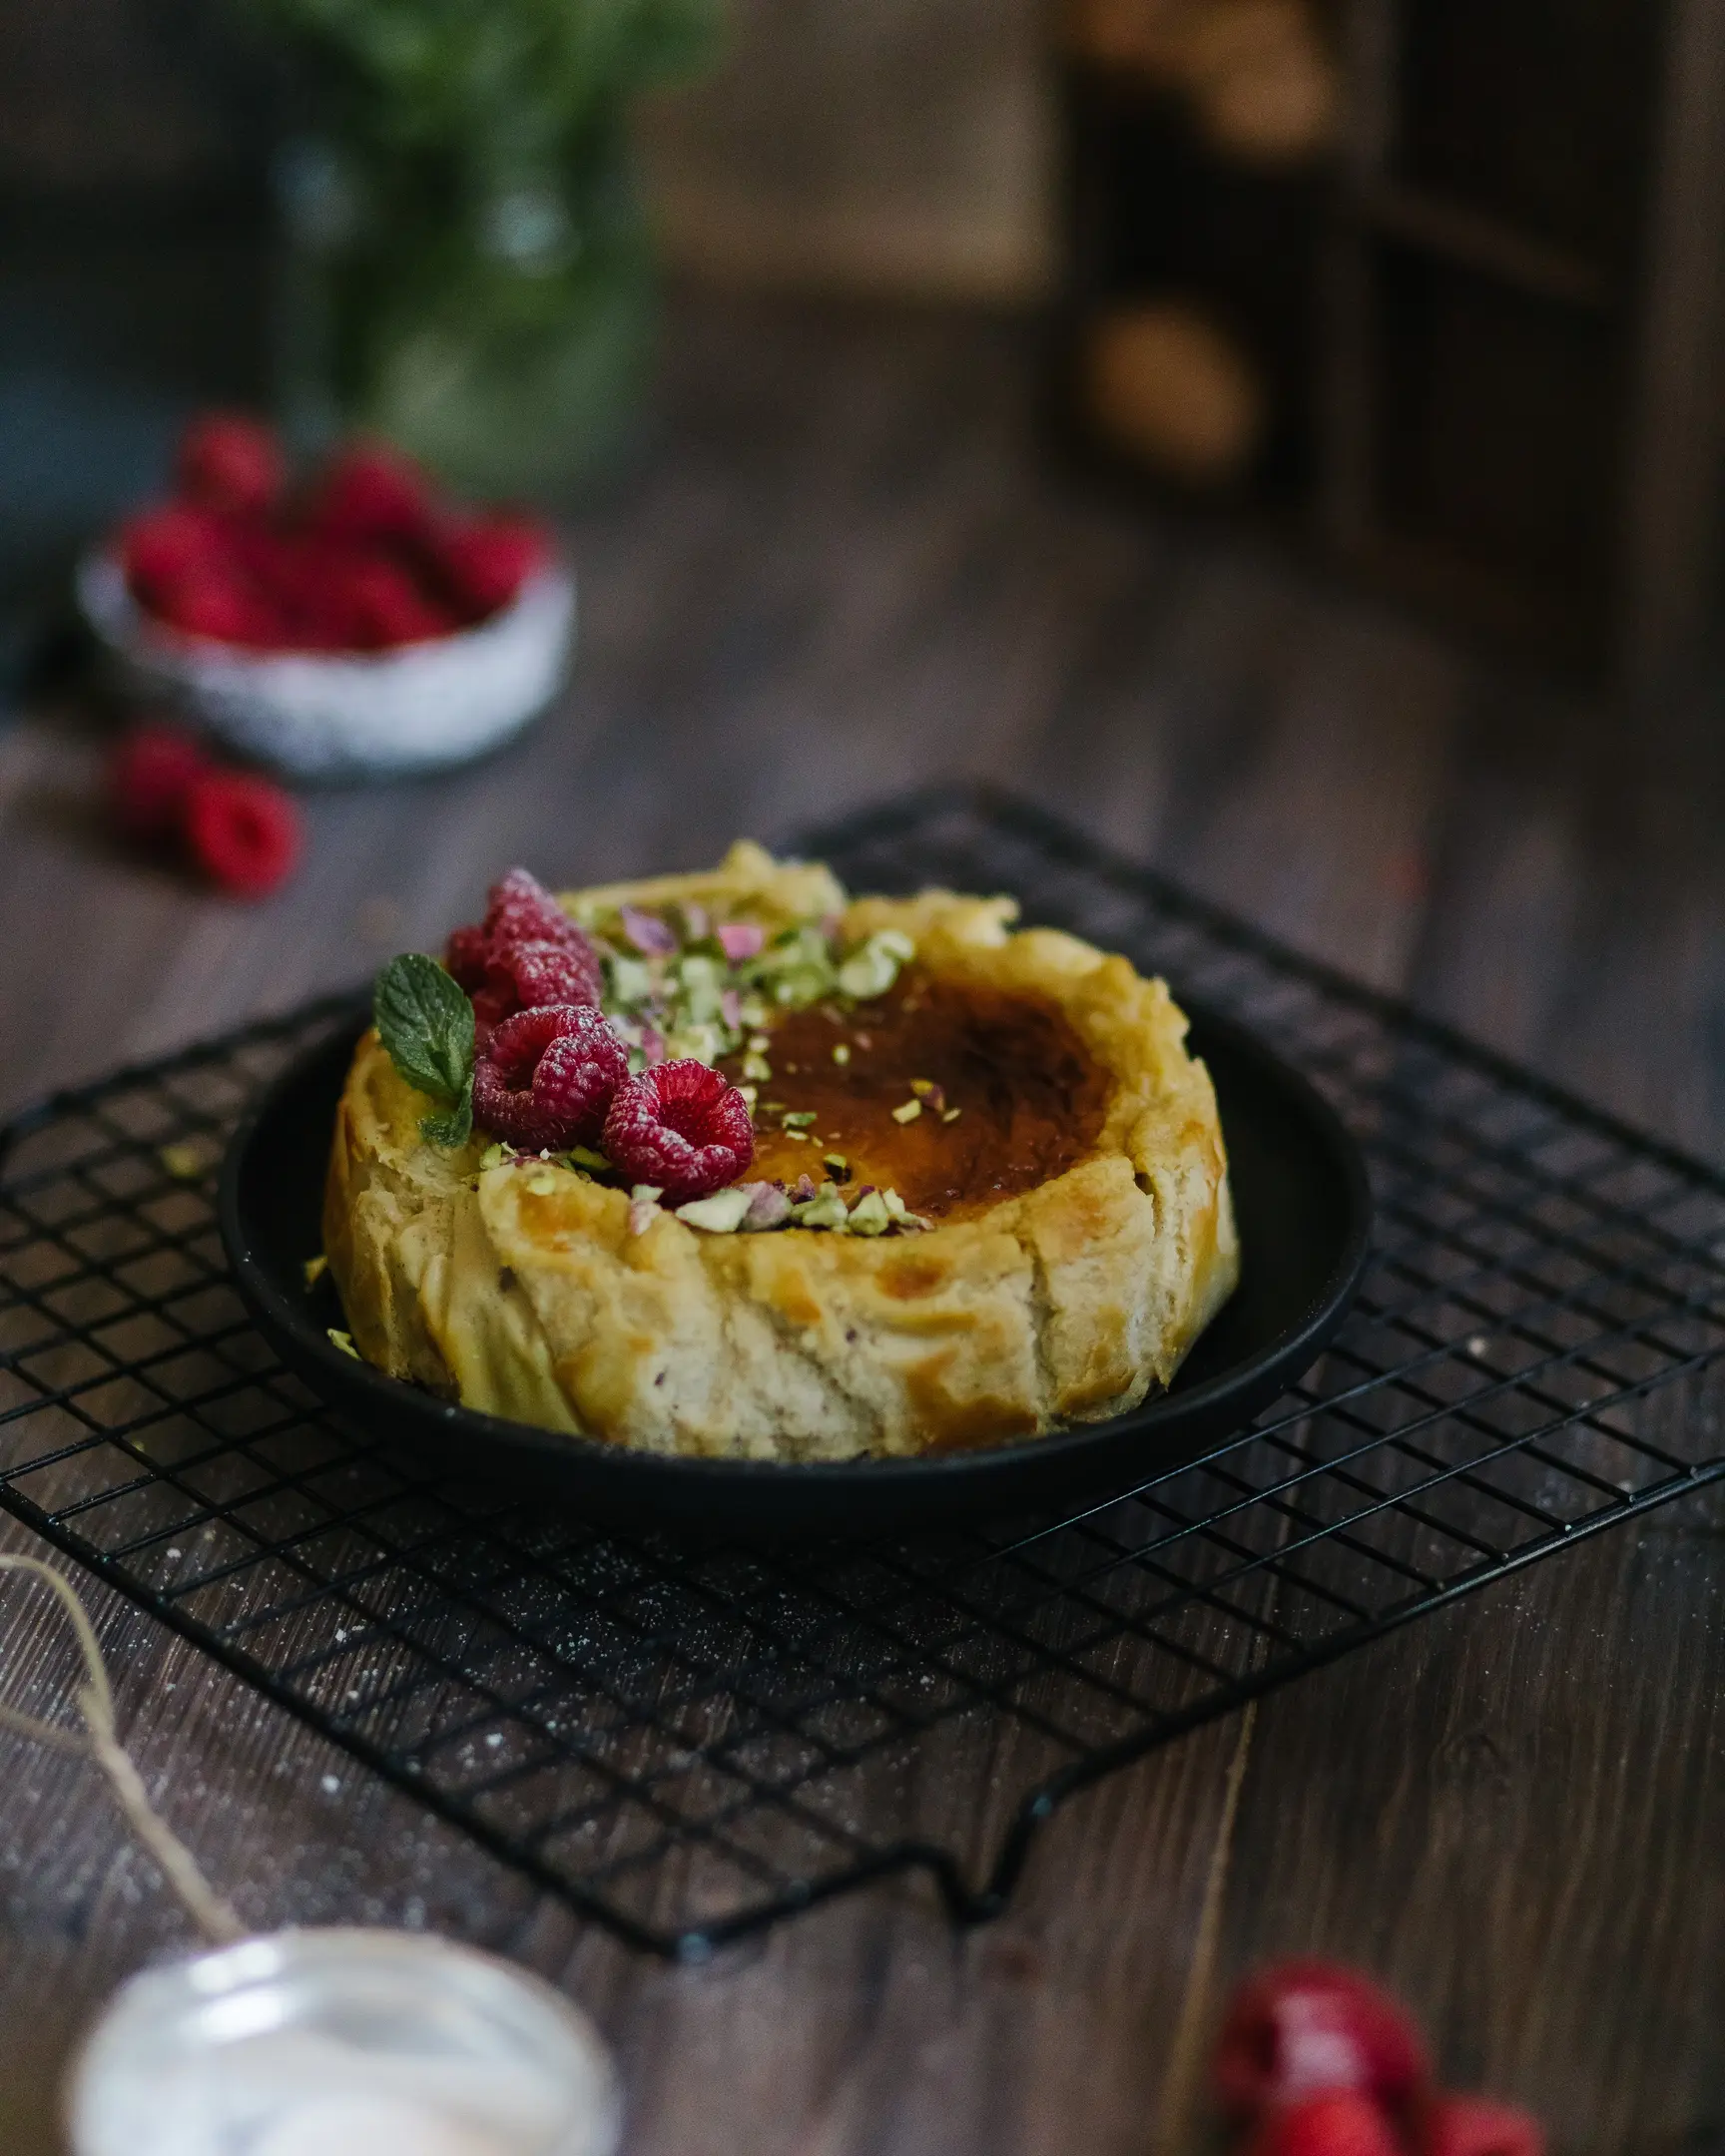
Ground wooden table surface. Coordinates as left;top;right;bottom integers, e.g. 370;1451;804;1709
0;295;1721;2156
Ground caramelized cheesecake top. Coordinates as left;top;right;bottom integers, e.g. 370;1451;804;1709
728;969;1111;1221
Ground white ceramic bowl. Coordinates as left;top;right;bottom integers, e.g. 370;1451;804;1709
78;547;577;782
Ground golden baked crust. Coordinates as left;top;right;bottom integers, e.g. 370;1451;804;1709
324;842;1239;1461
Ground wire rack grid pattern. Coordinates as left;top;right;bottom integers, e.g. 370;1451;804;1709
2;788;1723;1957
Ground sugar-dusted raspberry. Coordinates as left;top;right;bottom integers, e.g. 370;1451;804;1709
183;771;302;897
1423;2096;1543;2156
1244;2092;1405;2156
176;411;284;518
488;937;601;1014
484;866;581;951
443;868;602;1039
602;1060;755;1204
110;725;212;842
473;1005;627;1153
1216;1961;1430;2126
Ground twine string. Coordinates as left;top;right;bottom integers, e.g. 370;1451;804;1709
0;1555;243;1944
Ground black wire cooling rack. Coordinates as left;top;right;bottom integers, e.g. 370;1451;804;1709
3;786;1725;1957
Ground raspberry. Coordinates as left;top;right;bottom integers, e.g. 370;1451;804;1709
151;571;281;648
1423;2096;1543;2156
109;725;212;841
341;553;456;649
1245;2093;1406;2156
602;1060;755;1204
183;771;302;897
1216;1961;1431;2126
431;514;550;618
445;923;492;992
443;869;602;1041
483;866;582;950
121;505;226;601
473;1006;627;1153
488;937;601;1013
176;411;284;518
309;442;434;543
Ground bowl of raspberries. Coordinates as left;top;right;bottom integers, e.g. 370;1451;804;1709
78;412;576;781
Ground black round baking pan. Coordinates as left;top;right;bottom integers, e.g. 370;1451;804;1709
219;1005;1372;1537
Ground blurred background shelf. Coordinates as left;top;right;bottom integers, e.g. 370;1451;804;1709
1058;0;1725;687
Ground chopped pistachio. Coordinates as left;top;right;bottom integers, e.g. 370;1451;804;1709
477;1141;511;1172
761;1100;788;1113
302;1254;329;1289
741;1053;772;1083
525;1170;560;1195
783;1130;810;1143
791;1186;850;1231
605;954;653;1009
909;1078;935;1097
748;1033;771;1054
882;1188;933;1232
627;1184;664;1237
665;1021;727;1066
327;1329;359;1360
941;1107;961;1123
676;952;725;1025
782;1110;818;1128
675;1186;754;1234
630;1183;665;1203
749;923;840;1009
736;1084;759;1111
824;1154;851;1179
568;1144;610;1172
847;1189;891;1236
832;1043;852;1065
891;1099;922;1125
836;929;915;1001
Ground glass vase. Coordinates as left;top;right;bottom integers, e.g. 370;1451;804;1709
276;121;654;503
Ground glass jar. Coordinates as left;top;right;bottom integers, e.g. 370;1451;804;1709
276;123;655;502
67;1928;621;2156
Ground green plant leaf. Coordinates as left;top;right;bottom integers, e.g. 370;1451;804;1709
373;952;476;1140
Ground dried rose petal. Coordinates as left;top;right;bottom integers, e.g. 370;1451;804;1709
620;904;676;956
717;921;765;963
742;1182;792;1231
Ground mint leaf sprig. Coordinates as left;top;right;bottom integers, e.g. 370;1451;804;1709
373;953;475;1148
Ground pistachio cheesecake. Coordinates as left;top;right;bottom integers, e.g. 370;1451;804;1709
323;842;1239;1462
